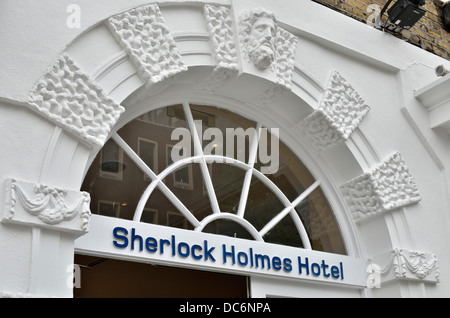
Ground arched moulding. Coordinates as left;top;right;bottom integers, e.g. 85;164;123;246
27;53;125;149
296;71;370;153
38;2;366;259
107;3;188;87
3;178;91;236
340;152;422;222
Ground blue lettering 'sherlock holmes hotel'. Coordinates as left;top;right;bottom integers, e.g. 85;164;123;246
112;227;345;281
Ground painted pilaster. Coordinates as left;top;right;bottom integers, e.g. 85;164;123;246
1;179;91;297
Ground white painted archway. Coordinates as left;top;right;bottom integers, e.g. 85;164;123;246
69;2;370;296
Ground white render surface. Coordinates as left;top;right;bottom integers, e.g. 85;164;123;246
0;0;450;298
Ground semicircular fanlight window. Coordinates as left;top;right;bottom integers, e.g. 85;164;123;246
81;103;346;255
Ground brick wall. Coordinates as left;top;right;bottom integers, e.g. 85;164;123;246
313;0;450;61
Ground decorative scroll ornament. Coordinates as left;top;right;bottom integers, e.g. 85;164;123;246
340;152;421;221
28;53;124;149
108;4;188;85
238;8;298;90
3;179;91;234
393;248;439;281
370;248;439;284
297;71;370;152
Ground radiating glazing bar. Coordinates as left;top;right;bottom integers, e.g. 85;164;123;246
182;102;221;215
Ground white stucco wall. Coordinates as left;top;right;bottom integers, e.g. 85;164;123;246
1;0;450;297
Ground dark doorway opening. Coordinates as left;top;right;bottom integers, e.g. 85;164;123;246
74;254;249;298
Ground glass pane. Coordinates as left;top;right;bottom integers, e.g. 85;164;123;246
118;104;190;174
190;105;257;163
144;188;193;230
81;139;151;221
138;138;157;174
263;213;303;248
98;201;120;218
210;163;247;214
141;208;157;224
203;219;254;240
243;177;283;231
101;139;121;174
163;163;212;223
257;129;315;198
296;187;346;255
243;176;303;248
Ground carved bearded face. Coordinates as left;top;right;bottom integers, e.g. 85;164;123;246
240;10;277;71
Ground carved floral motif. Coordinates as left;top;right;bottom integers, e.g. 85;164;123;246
393;248;439;281
369;248;439;285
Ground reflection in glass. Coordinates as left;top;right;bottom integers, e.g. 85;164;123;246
203;219;254;240
82;138;149;221
210;163;246;214
296;187;346;254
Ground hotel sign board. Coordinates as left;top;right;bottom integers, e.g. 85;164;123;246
75;215;367;288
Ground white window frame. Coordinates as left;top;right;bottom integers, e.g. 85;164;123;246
111;102;320;249
138;137;158;180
